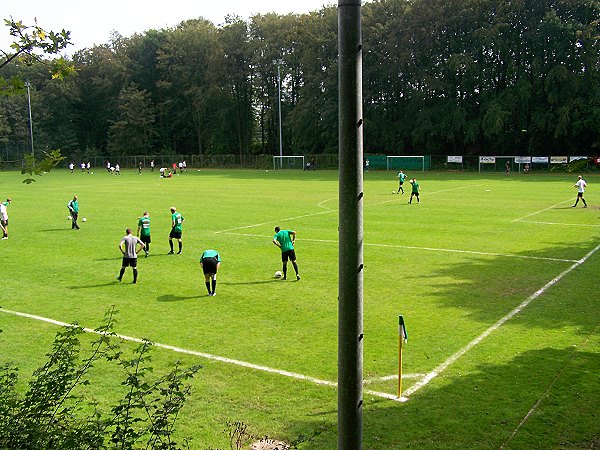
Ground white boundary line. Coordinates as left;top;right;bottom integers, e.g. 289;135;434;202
364;373;425;384
218;232;578;263
215;185;484;234
512;199;573;222
518;220;600;228
402;242;600;399
0;307;401;402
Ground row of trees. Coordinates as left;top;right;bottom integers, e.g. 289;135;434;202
1;0;599;163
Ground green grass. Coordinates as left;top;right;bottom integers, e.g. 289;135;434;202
0;168;598;448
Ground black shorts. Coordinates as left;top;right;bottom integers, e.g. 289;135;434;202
169;230;182;239
281;249;296;263
1;219;7;227
140;234;151;244
122;257;138;268
577;192;584;198
201;257;219;274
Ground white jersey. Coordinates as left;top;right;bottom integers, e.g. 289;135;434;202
576;179;587;193
0;203;7;221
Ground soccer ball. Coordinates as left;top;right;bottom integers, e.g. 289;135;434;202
67;216;72;220
91;171;94;174
82;218;87;222
275;271;283;279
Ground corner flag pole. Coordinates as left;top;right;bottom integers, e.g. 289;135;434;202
398;315;408;398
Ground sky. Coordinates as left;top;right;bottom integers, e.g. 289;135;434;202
1;0;336;54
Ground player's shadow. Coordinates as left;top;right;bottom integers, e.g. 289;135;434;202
68;282;121;289
220;279;281;286
40;228;74;232
156;294;206;302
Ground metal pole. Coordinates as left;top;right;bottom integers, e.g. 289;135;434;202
25;80;34;157
338;1;363;449
275;59;283;159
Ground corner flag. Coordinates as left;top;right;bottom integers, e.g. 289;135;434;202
399;315;408;343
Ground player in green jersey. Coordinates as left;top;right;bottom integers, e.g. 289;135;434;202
273;226;300;281
396;170;407;194
168;206;184;254
137;211;151;257
200;249;221;296
409;179;420;204
67;195;80;229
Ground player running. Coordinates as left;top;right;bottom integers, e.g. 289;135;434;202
273;226;300;281
396;170;407;194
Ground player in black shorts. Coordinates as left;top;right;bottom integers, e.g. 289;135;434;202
200;249;221;296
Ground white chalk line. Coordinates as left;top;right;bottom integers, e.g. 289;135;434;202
218;232;578;263
500;322;600;448
0;307;401;402
402;242;600;400
215;185;484;234
512;199;573;222
364;373;425;384
518;220;600;228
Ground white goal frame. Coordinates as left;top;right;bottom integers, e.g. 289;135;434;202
273;155;305;170
386;155;425;171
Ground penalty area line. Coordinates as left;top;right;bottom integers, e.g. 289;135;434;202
0;307;400;402
402;242;600;400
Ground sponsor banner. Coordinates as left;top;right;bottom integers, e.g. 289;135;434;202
479;156;496;164
447;156;463;163
550;156;568;164
569;156;588;162
532;156;548;164
515;156;531;164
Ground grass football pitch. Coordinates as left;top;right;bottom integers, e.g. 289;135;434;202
0;168;598;449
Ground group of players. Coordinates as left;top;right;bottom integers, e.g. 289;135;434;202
394;170;421;204
112;205;300;297
393;170;590;208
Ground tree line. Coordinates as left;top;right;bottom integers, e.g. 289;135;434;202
1;0;598;163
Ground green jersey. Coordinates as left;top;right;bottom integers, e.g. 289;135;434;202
200;249;221;262
398;172;407;182
411;181;420;193
274;229;295;252
138;216;151;236
171;212;184;232
67;199;79;213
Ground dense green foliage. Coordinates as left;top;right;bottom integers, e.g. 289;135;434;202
1;0;599;162
0;308;200;449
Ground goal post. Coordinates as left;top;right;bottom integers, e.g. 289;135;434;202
273;156;305;170
386;156;425;171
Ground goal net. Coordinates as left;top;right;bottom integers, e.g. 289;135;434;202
386;156;425;171
273;156;305;170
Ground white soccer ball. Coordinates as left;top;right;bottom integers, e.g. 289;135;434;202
91;171;93;174
82;218;87;222
67;216;72;220
275;271;283;279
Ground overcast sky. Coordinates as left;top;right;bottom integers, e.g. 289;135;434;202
1;0;337;54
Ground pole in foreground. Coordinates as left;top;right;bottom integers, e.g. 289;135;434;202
397;315;408;398
338;0;364;448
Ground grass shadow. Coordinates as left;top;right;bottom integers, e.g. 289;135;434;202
157;294;206;302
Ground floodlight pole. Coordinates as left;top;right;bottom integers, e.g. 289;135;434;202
25;80;34;157
273;59;284;159
338;1;364;449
